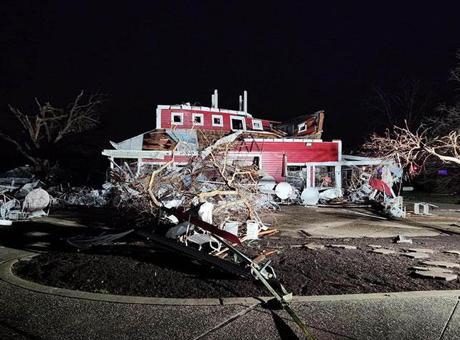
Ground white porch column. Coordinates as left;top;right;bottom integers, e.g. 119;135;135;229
136;158;142;176
335;165;342;193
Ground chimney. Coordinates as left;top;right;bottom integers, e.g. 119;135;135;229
214;89;218;108
238;95;243;111
243;90;248;113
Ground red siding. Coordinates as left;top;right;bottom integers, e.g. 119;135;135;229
232;140;339;181
233;141;339;163
261;152;285;182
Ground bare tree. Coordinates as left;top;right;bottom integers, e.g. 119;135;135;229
0;91;104;167
363;50;460;174
367;79;433;131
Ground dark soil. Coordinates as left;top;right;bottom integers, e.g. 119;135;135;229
14;235;460;298
14;250;267;298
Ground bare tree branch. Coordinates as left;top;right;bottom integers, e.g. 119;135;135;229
0;91;104;167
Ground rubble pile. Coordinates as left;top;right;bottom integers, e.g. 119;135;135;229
107;137;279;231
0;167;52;224
343;164;406;218
0;166;116;223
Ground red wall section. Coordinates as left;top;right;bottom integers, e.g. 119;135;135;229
232;140;339;181
160;108;255;131
234;141;339;163
263;142;339;163
261;152;285;182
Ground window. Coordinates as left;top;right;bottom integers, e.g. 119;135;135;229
252;119;263;130
231;116;245;130
171;112;183;125
192;113;204;126
212;114;223;127
298;122;306;132
315;166;335;188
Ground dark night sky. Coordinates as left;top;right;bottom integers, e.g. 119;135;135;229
1;1;460;170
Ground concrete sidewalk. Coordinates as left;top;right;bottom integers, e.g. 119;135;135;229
1;246;459;339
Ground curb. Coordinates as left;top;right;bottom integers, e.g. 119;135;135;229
2;256;460;306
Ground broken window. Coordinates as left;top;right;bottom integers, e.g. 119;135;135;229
286;166;308;189
314;166;335;188
298;122;306;132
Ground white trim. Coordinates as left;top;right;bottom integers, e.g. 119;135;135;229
156;107;162;129
227;151;263;158
298;122;306;132
171;112;184;125
142;160;189;165
102;149;198;159
230;115;246;130
335;140;343;161
243;138;326;143
252;119;263;130
155;104;253;118
192;113;204;126
211;114;224;127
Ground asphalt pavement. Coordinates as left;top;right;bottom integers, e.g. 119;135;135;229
1;246;460;339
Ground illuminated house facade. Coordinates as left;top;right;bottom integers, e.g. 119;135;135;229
102;90;378;190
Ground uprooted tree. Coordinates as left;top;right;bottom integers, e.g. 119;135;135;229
363;122;460;170
0;91;104;170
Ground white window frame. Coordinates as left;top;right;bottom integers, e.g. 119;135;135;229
252;119;263;130
171;112;184;125
211;114;223;127
192;113;204;126
298;122;306;132
230;115;246;130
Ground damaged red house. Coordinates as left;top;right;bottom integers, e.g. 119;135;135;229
102;90;387;192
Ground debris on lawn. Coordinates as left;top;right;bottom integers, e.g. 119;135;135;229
413;270;457;281
395;235;413;244
344;164;406;218
413;202;438;215
411;266;453;273
407;248;434;254
421;261;460;269
402;252;431;259
67;229;135;249
304;243;325;250
327;244;358;250
368;244;383;249
444;250;460;256
373;248;397;254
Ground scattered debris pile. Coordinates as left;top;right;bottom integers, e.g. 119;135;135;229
344;164;405;218
0;166;115;224
0;166;51;225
